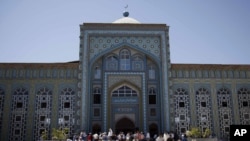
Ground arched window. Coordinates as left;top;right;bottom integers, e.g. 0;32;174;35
196;88;210;108
174;88;190;134
195;87;212;133
112;86;137;97
237;87;250;125
175;88;188;108
14;87;29;95
120;49;130;70
148;65;155;79
10;87;29;141
36;87;52;109
217;87;232;138
60;88;75;109
132;55;144;71
37;87;52;95
58;87;76;136
34;87;52;140
217;88;231;108
238;88;250;107
94;66;101;79
13;87;29;109
106;55;118;71
93;87;101;104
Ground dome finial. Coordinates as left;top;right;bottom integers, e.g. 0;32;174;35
123;4;129;17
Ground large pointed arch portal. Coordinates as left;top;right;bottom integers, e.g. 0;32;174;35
115;117;135;134
103;72;146;132
111;84;139;133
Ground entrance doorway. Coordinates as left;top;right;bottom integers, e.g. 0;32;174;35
115;117;135;134
149;123;158;138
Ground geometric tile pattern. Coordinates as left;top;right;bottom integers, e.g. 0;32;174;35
34;87;52;140
174;88;190;134
89;36;160;60
58;87;76;137
238;87;250;125
0;88;4;139
9;88;29;141
195;88;212;133
217;87;233;138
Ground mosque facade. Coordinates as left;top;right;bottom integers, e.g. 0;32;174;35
0;13;250;141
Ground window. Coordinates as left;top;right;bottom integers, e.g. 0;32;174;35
180;115;185;120
14;87;29;95
56;87;75;138
222;102;228;107
40;116;46;121
37;87;52;110
195;87;212;134
149;87;156;94
15;116;21;121
0;88;4;111
132;55;144;71
201;115;207;121
149;66;155;79
64;102;70;108
64;116;69;121
11;87;29;141
15;129;20;135
179;102;185;107
244;114;249;119
61;87;75;95
93;87;101;104
94;95;101;104
217;87;233;136
94;66;101;79
37;87;51;95
41;102;47;108
40;129;45;135
224;114;229;119
217;88;231;108
181;128;186;133
16;102;23;108
112;86;137;97
201;102;206;107
149;95;156;104
174;87;190;134
238;87;250;125
225;127;230;132
106;55;118;70
148;87;156;104
243;101;248;107
120;49;130;70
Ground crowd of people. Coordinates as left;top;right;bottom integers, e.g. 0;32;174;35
70;129;187;141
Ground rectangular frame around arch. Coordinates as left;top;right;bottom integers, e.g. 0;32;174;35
103;72;146;132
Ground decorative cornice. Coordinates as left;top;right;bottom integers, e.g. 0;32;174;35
171;64;250;70
0;62;79;69
80;23;168;31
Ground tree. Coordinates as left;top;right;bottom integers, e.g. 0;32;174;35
189;127;202;138
186;127;211;138
202;128;211;138
41;130;48;140
51;128;69;140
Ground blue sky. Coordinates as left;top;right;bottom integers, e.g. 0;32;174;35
0;0;250;64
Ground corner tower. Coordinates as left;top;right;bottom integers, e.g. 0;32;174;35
77;13;171;134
